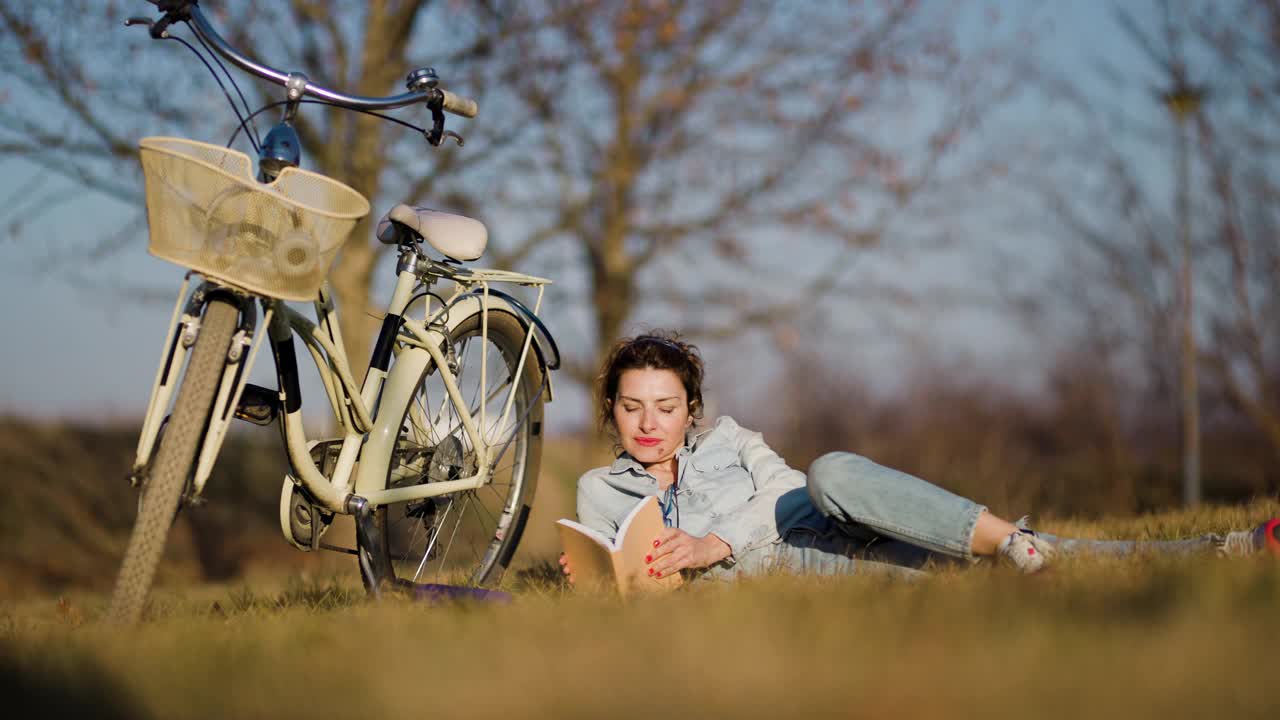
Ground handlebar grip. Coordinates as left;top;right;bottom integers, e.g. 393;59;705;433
439;89;478;119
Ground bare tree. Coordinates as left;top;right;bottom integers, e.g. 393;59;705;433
1190;1;1280;457
0;0;518;373
1;0;1021;397
1017;0;1280;479
478;0;1018;381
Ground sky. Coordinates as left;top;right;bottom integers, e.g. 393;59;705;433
0;1;1169;434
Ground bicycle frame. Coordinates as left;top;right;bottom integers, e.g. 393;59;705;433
130;245;554;523
109;1;536;621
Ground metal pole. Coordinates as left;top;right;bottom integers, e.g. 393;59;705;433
1175;110;1200;506
1162;72;1203;507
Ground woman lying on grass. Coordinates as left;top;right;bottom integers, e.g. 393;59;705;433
560;332;1280;582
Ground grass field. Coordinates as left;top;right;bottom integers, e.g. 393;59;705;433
3;427;1278;717
5;498;1280;719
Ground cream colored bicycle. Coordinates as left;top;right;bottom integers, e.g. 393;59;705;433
110;1;559;622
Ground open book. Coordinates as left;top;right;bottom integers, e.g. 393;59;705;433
557;495;684;595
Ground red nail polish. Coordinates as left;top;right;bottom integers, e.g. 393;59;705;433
653;539;660;547
656;571;662;577
645;555;652;563
648;568;654;575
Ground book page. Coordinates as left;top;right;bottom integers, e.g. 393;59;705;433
555;518;616;551
557;520;619;592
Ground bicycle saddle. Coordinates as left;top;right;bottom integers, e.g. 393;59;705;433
376;204;487;262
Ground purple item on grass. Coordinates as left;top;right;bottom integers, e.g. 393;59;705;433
409;583;513;604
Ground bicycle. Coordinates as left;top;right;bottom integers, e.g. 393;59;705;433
109;0;560;623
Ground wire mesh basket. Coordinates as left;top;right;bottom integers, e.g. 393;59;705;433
139;137;370;302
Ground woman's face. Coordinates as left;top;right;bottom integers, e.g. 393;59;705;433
612;367;692;468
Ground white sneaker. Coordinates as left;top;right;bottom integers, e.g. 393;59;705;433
1216;518;1280;558
997;529;1055;573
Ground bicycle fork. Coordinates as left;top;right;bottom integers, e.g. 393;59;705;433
130;278;273;502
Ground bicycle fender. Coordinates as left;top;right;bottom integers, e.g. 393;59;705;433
353;297;554;497
439;292;558;388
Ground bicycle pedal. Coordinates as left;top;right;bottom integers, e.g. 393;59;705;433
234;383;280;425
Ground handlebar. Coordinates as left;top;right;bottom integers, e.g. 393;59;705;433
144;1;479;118
438;90;478;119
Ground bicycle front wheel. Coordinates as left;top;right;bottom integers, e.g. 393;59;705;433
373;311;545;588
108;298;239;623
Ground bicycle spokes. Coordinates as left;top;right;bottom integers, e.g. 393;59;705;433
382;317;539;585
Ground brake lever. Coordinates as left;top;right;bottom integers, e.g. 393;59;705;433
123;15;175;38
424;127;464;147
424;105;465;147
129;0;192;38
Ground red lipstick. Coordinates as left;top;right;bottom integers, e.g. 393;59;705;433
635;437;661;447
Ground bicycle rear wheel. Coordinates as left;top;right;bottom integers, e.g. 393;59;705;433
372;311;544;588
108;298;239;623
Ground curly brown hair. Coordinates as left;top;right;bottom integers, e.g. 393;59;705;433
595;331;705;436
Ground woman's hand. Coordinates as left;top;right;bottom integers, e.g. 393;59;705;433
558;552;575;585
646;528;732;577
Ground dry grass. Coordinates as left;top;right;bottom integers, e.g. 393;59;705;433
4;423;1278;717
5;503;1280;719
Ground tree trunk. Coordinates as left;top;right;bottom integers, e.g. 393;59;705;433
591;266;636;377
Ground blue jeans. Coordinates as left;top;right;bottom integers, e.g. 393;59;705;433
706;451;1221;580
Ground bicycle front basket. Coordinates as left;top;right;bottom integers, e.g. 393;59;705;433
139;137;371;302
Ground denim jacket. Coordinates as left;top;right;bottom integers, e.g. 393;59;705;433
576;416;825;560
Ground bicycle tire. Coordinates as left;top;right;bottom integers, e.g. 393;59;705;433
370;310;545;589
107;298;239;623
